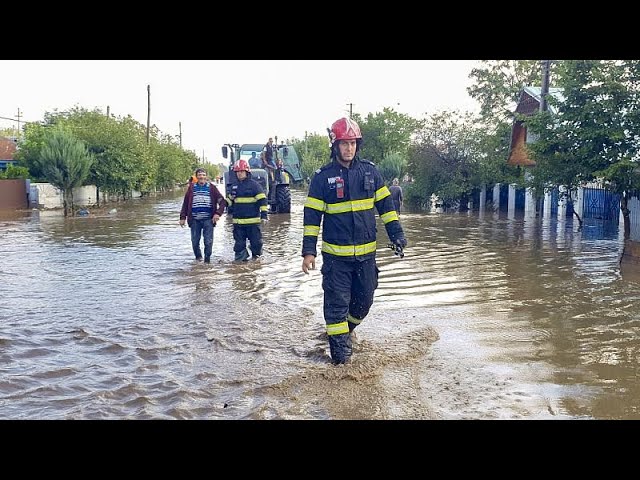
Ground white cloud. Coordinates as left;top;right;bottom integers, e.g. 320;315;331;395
1;60;480;164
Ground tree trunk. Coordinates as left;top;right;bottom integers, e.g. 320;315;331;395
572;210;584;229
62;189;69;217
621;192;631;240
459;193;469;212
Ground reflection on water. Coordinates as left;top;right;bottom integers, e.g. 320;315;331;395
1;190;639;419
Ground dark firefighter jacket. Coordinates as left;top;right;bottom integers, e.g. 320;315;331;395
226;177;268;225
302;158;404;259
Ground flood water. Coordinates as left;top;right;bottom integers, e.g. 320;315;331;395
1;187;639;419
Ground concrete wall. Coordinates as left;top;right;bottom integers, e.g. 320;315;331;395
29;184;100;209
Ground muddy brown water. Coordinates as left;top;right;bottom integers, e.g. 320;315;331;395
1;188;638;419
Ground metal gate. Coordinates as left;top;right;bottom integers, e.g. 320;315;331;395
582;187;620;222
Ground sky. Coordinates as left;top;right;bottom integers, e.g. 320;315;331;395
1;60;481;165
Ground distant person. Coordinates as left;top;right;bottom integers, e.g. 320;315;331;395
262;137;278;202
249;151;262;169
226;159;268;261
262;137;276;170
389;178;404;215
179;168;227;263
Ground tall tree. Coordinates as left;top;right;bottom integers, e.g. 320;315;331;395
467;60;543;125
526;60;640;237
36;126;94;216
407;110;483;209
353;107;423;164
378;152;405;184
13;122;49;181
292;133;331;180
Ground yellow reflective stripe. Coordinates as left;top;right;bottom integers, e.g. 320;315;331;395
381;210;399;223
325;202;352;214
260;206;268;212
375;186;391;202
304;196;326;212
235;197;257;203
325;198;374;214
322;241;377;256
351;198;374;212
327;322;349;336
282;172;289;183
304;225;320;236
347;314;362;325
233;217;261;224
226;197;234;205
255;193;266;200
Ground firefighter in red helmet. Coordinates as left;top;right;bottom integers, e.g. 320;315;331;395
226;159;268;261
301;117;407;364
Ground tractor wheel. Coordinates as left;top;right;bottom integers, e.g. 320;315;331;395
275;185;291;213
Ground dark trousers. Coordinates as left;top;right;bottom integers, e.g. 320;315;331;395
321;255;379;362
233;224;263;260
190;218;214;260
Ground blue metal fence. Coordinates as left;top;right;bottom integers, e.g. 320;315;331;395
582;187;620;222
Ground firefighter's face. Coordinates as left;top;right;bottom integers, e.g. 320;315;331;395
237;170;248;180
338;140;357;163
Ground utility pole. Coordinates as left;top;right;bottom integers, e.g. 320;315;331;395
179;122;182;148
106;105;110;117
346;103;353;118
16;108;21;139
202;149;205;163
540;60;551;113
146;85;151;144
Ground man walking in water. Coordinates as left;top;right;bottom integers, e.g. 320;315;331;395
179;168;226;263
389;178;404;215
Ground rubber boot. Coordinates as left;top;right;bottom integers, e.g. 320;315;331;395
235;248;250;261
328;333;352;364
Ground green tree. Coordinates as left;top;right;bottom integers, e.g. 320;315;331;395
353;107;423;164
407;111;483;209
467;60;544;125
292;133;331;180
378;152;405;184
13;122;49;181
36;126;94;216
0;164;30;179
0;127;19;138
465;60;562;206
48;108;149;199
526;60;640;236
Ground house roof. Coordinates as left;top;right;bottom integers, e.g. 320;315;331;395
521;86;564;114
0;136;17;161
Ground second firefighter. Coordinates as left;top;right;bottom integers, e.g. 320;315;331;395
226;159;268;261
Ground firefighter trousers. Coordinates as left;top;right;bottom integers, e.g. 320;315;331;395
233;224;263;260
320;255;379;363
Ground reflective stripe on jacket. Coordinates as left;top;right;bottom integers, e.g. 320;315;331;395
302;158;403;259
226;178;268;224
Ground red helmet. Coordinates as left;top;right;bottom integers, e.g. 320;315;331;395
330;117;362;143
233;159;250;172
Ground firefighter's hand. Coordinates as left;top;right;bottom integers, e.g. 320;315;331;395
179;218;185;228
395;237;408;249
302;255;316;274
213;214;220;223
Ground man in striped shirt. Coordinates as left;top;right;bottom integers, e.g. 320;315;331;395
180;168;226;263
